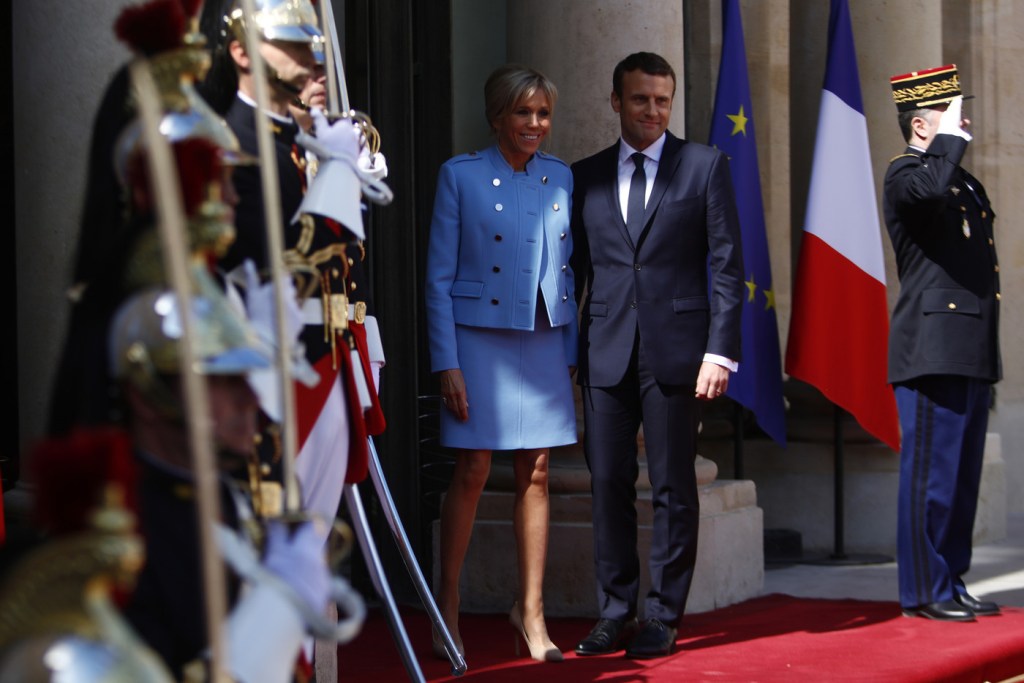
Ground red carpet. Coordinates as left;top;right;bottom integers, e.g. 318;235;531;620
338;595;1024;682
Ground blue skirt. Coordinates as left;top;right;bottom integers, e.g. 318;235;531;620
440;311;577;451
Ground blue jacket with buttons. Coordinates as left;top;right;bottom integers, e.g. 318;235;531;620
425;145;578;372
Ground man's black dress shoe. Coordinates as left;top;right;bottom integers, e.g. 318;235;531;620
955;592;1001;616
625;618;677;659
901;600;976;622
575;618;637;656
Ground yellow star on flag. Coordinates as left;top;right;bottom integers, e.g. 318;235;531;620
728;105;749;137
764;288;776;310
745;273;757;302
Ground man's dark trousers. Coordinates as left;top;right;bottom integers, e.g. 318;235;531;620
584;331;700;625
894;375;990;609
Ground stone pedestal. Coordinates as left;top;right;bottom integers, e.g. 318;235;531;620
432;448;764;617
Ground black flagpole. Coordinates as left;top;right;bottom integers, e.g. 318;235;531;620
803;405;891;565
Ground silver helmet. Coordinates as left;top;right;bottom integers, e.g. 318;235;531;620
225;0;325;63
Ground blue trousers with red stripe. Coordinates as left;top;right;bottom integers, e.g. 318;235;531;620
894;376;991;609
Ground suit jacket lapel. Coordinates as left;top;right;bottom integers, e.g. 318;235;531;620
643;133;682;228
599;142;636;251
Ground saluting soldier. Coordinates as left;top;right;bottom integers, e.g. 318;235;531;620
884;65;1002;622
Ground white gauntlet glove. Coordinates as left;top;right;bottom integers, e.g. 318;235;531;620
262;521;330;614
937;95;972;141
296;107;362;163
293;107;366;239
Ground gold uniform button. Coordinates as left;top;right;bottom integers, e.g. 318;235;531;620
995;265;1000;273
350;282;358;291
982;210;987;218
989;238;994;245
996;292;1002;301
348;257;355;266
947;302;957;310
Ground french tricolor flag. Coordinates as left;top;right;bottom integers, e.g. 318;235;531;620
785;0;900;451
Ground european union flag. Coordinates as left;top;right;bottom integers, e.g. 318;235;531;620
709;0;787;445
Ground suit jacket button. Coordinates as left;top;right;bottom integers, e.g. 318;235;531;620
493;265;501;273
561;264;567;272
560;232;567;240
495;234;503;241
491;298;500;305
553;203;560;211
542;176;548;184
630;301;637;309
982;210;987;218
947;302;957;310
634;263;641;271
562;295;568;302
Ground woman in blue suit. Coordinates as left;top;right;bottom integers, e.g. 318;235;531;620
425;64;577;663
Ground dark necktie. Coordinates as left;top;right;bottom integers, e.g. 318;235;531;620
626;152;647;240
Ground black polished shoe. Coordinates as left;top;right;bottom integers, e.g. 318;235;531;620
575;618;638;656
625;618;677;659
901;600;976;622
955;592;1001;616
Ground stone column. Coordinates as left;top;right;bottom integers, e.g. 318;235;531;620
506;0;685;165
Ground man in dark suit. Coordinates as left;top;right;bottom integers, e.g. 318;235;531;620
570;52;744;659
885;65;1001;622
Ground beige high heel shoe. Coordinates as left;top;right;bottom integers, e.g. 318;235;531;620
509;602;563;662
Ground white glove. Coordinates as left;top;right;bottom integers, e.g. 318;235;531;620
295;108;362;163
358;148;388;181
262;521;331;614
937;96;972;141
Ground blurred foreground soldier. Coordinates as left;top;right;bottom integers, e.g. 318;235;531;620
49;0;248;435
109;288;338;681
885;65;1001;622
0;429;174;683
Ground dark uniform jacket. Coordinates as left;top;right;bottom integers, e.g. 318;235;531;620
883;134;1001;384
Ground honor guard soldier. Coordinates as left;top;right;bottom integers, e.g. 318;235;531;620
211;0;388;543
885;64;1002;622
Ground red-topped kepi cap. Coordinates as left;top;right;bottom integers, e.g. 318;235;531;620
890;64;972;112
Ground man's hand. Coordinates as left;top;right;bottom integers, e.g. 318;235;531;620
297;108;362;162
439;368;469;422
262;521;330;613
695;361;730;401
938;95;972;141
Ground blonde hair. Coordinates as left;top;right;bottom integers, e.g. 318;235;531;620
484;64;558;133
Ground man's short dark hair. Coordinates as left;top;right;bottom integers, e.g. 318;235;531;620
612;52;677;98
898;107;936;142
